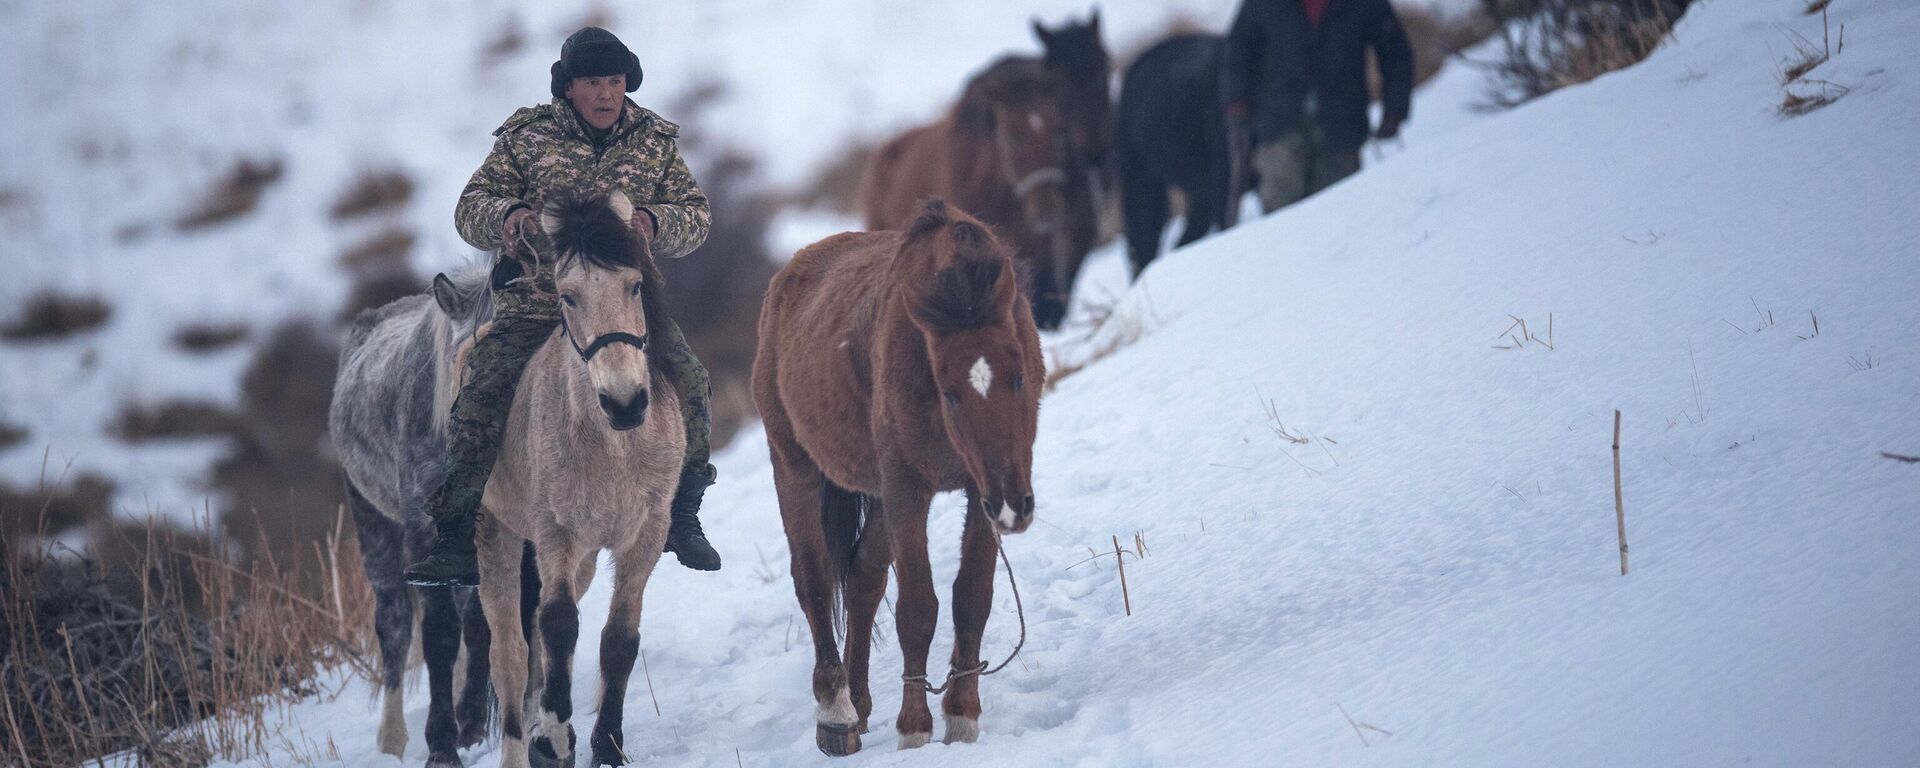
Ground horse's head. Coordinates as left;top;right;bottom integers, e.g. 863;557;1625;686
902;201;1042;534
959;61;1072;239
539;190;672;432
1033;10;1113;177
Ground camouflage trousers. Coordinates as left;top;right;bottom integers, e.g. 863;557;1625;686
426;270;715;531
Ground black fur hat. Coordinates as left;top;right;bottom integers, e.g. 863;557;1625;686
549;27;643;99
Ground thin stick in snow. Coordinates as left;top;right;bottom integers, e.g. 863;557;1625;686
640;638;662;717
1613;410;1629;576
1113;534;1132;616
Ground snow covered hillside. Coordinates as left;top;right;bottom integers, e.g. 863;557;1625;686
183;0;1920;765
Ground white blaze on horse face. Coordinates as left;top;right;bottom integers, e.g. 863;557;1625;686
1028;110;1045;133
969;356;993;398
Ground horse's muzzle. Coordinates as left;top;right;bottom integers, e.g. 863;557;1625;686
599;388;649;431
987;494;1036;534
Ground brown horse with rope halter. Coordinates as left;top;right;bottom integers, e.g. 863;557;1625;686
753;200;1044;755
861;57;1087;330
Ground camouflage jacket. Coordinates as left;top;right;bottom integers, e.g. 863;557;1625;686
456;97;711;261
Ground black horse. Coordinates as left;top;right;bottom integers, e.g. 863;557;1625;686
1031;11;1112;329
1114;34;1245;279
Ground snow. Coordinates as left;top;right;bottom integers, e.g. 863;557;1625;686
14;0;1920;764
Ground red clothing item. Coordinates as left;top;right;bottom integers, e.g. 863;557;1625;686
1303;0;1330;27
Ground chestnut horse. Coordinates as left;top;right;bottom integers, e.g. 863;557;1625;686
861;58;1086;330
754;200;1044;755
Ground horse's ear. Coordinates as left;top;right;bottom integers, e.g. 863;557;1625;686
431;273;464;316
1089;7;1101;32
540;204;563;241
606;189;635;224
1032;18;1051;47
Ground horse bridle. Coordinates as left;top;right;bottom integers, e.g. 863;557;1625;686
514;227;651;363
992;112;1069;204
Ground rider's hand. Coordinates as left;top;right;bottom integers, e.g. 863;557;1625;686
504;207;535;244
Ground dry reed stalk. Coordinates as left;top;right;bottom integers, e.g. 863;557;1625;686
1112;534;1132;616
1613;410;1629;575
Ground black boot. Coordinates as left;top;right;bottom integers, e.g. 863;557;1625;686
664;464;722;571
405;487;481;587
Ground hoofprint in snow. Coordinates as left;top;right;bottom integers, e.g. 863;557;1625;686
172;0;1920;764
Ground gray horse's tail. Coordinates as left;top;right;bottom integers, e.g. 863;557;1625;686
820;478;868;640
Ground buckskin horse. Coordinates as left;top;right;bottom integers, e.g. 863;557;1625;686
754;200;1044;755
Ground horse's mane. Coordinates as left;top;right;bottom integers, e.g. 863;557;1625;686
952;57;1058;136
908;201;1006;334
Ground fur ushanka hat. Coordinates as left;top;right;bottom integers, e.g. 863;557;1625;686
549;27;643;99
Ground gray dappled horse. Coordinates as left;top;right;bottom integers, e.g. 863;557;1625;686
331;191;686;768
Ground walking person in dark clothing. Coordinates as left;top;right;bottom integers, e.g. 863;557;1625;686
405;26;722;587
1223;0;1415;212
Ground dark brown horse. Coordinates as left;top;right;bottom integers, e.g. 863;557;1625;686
753;200;1044;755
861;58;1086;330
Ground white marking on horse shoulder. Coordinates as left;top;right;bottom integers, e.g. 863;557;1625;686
969;356;993;397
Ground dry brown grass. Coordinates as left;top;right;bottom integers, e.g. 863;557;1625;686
1;290;112;342
176;158;284;232
328;169;415;221
336;226;417;276
1776;7;1847;117
1045;291;1150;392
0;507;372;767
0;421;26;453
171;321;250;354
1477;0;1684;109
109;399;245;443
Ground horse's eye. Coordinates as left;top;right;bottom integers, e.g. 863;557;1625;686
561;294;578;308
1010;376;1024;394
630;281;643;298
943;391;960;409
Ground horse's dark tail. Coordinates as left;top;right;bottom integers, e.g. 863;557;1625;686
820;478;869;641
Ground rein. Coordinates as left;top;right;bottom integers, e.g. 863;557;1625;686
902;498;1029;696
513;227;651;363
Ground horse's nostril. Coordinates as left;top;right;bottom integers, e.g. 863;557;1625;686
1020;495;1035;515
632;388;648;413
598;393;618;414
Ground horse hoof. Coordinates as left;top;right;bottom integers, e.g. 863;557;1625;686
815;722;862;757
426;750;465;768
897;731;932;750
943;714;979;744
590;730;629;766
457;721;488;750
528;734;572;768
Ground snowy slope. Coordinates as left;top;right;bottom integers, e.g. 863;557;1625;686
185;0;1920;765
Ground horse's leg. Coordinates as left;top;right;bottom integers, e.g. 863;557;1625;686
841;505;893;736
590;523;668;766
518;541;544;737
456;587;493;749
477;516;532;768
942;490;1001;744
420;586;464;767
883;480;940;749
530;537;586;768
1175;177;1223;248
771;453;858;755
1119;146;1169;279
346;482;412;759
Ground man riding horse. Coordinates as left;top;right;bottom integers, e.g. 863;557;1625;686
406;26;722;586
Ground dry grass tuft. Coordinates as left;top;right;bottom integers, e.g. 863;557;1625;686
1476;0;1685;109
1045;291;1148;392
1776;7;1848;117
328;169;415;221
108;398;245;443
172;321;250;354
480;15;527;66
0;420;26;453
176;158;284;231
1;290;112;342
336;226;417;276
0;508;373;767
